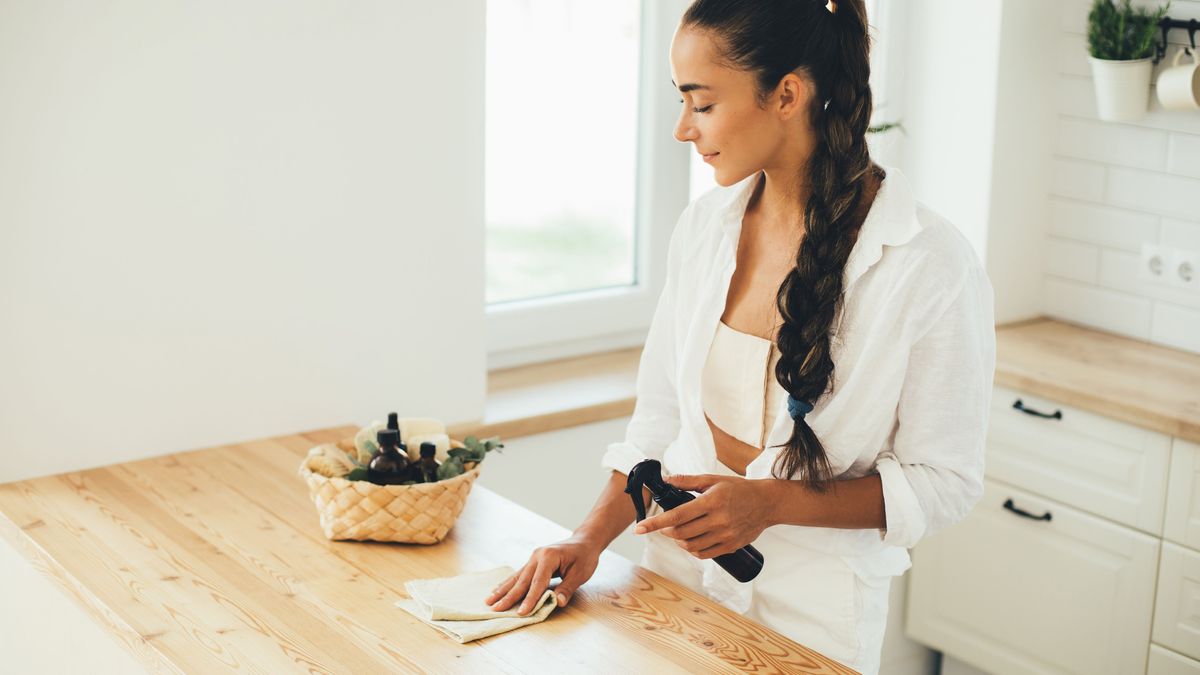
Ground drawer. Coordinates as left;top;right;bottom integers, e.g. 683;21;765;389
1165;438;1200;549
1154;542;1200;661
907;478;1160;675
1150;645;1200;675
986;384;1171;534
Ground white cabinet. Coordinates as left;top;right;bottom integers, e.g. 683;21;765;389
1165;439;1200;550
1149;645;1200;675
907;383;1181;674
1155;536;1200;662
907;479;1159;675
986;384;1171;535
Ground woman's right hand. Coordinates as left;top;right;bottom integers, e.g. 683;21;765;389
485;536;602;615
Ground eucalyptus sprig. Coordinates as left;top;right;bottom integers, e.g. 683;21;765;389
437;436;504;480
1087;0;1170;60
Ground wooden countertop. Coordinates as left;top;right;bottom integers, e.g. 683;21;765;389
452;317;1200;445
0;426;856;675
993;318;1200;442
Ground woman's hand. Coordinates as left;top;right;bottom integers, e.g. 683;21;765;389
633;474;778;559
485;536;602;615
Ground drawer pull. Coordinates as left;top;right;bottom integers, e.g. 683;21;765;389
1012;399;1062;420
1003;498;1052;522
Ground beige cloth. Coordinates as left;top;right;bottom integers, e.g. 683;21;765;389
394;566;557;643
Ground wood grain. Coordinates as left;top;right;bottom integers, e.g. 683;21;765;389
0;426;858;674
995;318;1200;442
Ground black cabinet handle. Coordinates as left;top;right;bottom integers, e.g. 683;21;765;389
1012;399;1062;420
1003;498;1052;522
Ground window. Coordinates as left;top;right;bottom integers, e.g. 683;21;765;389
485;0;691;370
485;0;897;370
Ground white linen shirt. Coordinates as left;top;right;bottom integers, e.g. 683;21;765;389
600;164;996;610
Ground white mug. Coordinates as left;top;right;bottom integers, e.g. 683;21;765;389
1156;48;1200;111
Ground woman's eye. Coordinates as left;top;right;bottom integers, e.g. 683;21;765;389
678;99;712;113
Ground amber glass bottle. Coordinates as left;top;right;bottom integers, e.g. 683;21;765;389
368;428;410;485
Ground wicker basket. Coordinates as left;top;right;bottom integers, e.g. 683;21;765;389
297;437;481;544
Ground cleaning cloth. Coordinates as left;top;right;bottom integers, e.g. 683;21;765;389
394;566;558;643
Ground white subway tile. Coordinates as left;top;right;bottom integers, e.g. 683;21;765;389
1058;33;1092;78
1151;303;1200;354
1057;71;1200;136
1107;166;1200;220
1055;116;1168;170
1043;278;1153;339
1052;158;1106;202
1163;219;1200;250
1099;249;1200;310
1167;134;1200;179
1049;198;1159;251
1045;236;1100;282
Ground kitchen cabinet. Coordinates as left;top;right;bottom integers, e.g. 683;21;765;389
907;390;1163;675
906;318;1200;675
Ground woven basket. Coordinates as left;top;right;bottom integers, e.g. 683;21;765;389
297;437;481;544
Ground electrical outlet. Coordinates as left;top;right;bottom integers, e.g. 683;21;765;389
1140;244;1168;283
1167;248;1199;292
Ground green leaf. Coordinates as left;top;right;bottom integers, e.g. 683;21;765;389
346;467;369;482
1087;0;1170;60
437;457;465;481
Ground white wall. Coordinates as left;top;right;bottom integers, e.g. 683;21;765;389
889;0;1063;329
1046;0;1200;354
0;1;487;483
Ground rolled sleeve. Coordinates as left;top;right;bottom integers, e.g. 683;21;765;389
598;206;691;477
877;265;996;549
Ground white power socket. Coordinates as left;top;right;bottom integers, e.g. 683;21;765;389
1167;248;1199;291
1139;244;1168;283
1140;244;1200;292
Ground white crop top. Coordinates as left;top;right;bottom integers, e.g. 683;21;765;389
702;319;789;453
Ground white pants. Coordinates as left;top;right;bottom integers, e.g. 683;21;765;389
639;501;891;675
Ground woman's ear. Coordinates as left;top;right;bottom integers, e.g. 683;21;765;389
775;72;814;120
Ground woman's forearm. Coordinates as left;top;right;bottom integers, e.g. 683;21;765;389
571;470;651;551
765;473;887;530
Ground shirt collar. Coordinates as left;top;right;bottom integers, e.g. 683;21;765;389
714;163;923;290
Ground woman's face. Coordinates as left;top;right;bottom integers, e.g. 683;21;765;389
669;25;816;187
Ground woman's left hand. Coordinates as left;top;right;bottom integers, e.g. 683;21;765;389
633;474;777;559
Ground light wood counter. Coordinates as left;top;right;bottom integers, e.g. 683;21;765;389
993;318;1200;443
0;426;856;674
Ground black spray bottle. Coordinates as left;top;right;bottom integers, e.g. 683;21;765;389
625;459;764;583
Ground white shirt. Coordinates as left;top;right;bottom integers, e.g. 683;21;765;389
601;164;996;608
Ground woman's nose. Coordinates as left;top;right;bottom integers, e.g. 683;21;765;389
673;113;697;144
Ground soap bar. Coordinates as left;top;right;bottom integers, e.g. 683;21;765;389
404;433;450;463
399;417;445;441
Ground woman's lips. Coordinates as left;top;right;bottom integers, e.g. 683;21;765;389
703;152;719;163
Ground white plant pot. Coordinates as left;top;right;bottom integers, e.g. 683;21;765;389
1087;55;1153;122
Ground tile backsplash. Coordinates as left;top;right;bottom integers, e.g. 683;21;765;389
1047;0;1200;354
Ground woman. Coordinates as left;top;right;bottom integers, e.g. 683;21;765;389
486;0;995;672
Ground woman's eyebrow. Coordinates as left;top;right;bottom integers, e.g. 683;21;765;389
671;78;711;93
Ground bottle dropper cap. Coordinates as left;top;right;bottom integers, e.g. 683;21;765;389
376;428;400;449
420;442;436;458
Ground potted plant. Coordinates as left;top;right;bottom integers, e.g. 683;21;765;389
1086;0;1171;121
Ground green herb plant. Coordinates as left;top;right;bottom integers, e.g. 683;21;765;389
1087;0;1170;60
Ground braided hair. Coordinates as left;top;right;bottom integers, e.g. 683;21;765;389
680;0;878;490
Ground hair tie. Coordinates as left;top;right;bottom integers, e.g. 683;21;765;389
787;395;815;421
